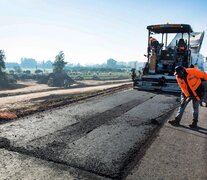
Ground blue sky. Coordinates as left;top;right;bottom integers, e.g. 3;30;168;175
1;0;207;65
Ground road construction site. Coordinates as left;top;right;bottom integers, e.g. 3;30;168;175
0;82;207;179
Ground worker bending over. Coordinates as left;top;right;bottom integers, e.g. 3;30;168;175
169;66;207;128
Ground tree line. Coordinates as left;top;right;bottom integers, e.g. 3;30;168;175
0;50;67;85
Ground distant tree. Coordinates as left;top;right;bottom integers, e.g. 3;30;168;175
14;66;22;74
107;58;117;68
23;70;31;74
9;70;15;74
53;51;67;73
35;69;43;74
0;50;6;73
0;50;6;80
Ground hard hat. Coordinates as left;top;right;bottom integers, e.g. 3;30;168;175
174;66;185;75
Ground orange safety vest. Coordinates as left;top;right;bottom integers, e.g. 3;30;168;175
176;68;207;100
150;37;157;43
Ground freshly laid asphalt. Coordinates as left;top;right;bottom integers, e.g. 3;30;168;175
126;99;207;180
1;89;206;179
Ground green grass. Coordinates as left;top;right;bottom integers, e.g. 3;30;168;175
68;72;131;80
5;68;131;80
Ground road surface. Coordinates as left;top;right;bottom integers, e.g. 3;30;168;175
0;89;178;179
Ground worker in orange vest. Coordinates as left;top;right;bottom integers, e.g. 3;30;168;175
149;37;159;49
168;66;207;128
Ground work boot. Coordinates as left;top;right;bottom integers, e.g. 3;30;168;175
189;119;198;128
168;118;180;126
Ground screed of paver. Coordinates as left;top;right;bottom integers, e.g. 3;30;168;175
0;149;107;180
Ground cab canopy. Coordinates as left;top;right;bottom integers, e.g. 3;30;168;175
147;24;193;34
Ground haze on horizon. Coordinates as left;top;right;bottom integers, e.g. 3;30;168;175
1;0;207;65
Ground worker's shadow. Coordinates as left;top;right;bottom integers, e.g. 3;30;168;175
179;124;207;136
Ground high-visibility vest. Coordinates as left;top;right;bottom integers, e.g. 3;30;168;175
176;68;207;100
150;37;157;43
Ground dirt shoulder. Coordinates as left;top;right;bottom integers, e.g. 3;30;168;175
0;81;132;121
0;79;131;97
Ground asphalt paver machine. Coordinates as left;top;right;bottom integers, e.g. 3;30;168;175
134;24;205;92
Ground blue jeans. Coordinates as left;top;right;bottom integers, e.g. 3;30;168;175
176;94;200;121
